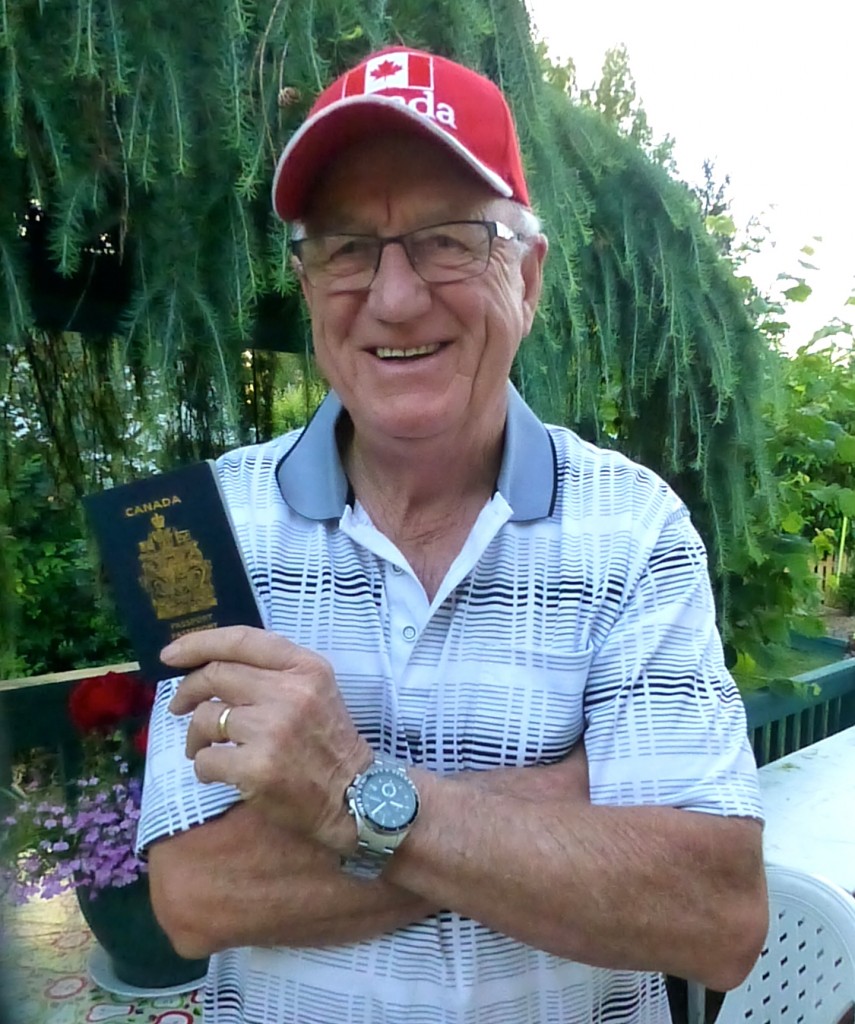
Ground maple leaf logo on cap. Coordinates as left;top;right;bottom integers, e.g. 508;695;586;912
350;52;434;96
370;59;403;84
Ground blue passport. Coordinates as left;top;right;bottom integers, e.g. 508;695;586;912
84;460;264;681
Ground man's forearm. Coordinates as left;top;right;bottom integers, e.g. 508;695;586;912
150;757;766;992
148;803;434;958
386;767;766;991
148;751;589;957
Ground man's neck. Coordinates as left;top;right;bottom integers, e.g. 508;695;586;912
342;415;503;517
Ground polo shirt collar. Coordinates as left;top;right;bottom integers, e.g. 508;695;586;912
275;383;556;523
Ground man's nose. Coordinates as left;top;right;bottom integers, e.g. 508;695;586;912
366;240;432;322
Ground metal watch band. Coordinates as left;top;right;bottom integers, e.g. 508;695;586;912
340;845;390;880
341;756;418;880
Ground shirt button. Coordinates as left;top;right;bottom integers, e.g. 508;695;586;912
391;564;404;575
402;625;417;642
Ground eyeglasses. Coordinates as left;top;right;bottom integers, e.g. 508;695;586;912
291;220;523;291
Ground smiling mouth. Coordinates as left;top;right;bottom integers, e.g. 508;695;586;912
374;343;443;360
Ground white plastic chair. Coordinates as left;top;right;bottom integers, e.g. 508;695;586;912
710;863;855;1024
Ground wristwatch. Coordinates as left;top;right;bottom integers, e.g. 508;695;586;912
342;756;420;879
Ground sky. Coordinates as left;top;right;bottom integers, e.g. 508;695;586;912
525;0;855;351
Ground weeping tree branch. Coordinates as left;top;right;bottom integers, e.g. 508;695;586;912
0;0;771;645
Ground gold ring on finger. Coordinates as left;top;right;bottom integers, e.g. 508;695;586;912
216;704;234;743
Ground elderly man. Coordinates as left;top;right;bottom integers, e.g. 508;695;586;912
139;46;767;1024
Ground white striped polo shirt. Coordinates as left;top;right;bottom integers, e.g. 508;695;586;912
138;384;762;1023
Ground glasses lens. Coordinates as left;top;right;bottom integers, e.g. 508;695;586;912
298;235;379;286
408;222;492;282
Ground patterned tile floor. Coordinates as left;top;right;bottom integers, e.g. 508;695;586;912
2;891;203;1023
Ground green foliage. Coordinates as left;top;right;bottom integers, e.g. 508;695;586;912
270;356;327;434
723;332;855;669
764;341;855;537
0;519;18;677
0;339;145;677
836;572;855;615
681;165;855;673
3;454;132;677
517;81;771;596
731;646;838;695
577;45;676;169
533;41;675;168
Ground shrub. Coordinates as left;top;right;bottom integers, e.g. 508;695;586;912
836;571;855;615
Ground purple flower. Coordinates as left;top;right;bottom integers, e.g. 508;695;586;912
8;806;141;896
3;715;149;903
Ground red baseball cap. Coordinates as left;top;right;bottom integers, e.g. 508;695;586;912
272;46;530;220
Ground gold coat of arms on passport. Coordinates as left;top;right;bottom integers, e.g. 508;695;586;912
138;513;218;620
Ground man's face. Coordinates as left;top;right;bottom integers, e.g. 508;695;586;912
297;135;546;446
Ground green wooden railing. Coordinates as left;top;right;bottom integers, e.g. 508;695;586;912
0;662;139;785
744;639;855;767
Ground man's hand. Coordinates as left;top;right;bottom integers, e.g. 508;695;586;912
163;626;374;853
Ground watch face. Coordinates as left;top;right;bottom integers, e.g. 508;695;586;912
359;769;418;832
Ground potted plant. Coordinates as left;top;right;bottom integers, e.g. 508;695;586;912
1;670;207;990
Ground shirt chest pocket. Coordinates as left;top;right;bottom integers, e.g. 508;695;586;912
421;646;594;772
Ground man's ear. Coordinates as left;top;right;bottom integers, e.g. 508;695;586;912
520;234;548;338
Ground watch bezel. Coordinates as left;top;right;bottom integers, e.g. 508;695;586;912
349;764;420;836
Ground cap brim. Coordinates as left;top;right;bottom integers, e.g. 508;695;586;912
272;95;513;221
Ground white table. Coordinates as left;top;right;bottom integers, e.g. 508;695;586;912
758;725;855;893
685;730;855;1024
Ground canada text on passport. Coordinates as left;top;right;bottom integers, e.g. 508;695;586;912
124;494;182;518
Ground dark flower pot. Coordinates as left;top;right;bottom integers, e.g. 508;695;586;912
77;875;208;989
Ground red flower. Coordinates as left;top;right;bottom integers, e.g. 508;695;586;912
133;682;156;717
68;671;153;735
133;723;150;756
